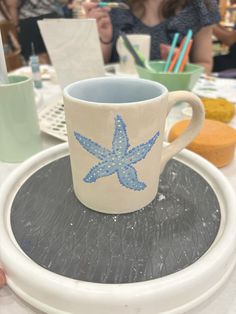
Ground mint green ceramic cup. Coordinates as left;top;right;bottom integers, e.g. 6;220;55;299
0;75;42;162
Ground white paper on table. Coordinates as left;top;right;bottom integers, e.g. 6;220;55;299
193;76;236;103
38;19;105;88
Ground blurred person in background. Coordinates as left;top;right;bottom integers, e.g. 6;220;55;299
213;23;236;71
0;0;22;71
5;0;67;63
213;0;236;72
83;0;220;74
63;0;75;18
0;0;11;20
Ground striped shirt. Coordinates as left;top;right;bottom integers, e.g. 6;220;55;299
19;0;61;19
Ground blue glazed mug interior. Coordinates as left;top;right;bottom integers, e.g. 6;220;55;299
65;77;167;104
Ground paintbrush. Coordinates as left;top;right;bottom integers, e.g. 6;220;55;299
173;29;193;73
163;33;179;72
134;49;156;73
97;2;129;10
119;31;145;67
119;31;156;72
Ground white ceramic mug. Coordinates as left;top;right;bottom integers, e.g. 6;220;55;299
116;34;151;75
63;77;204;214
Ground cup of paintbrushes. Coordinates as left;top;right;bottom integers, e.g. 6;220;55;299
136;61;204;91
136;30;204;91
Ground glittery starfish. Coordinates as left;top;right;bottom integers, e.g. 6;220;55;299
74;115;160;191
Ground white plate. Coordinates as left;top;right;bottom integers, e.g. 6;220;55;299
12;65;57;81
0;143;236;314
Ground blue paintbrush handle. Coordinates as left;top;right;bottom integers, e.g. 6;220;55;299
98;2;109;7
173;29;193;73
163;33;179;72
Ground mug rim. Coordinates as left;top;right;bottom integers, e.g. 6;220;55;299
0;75;32;87
63;77;168;107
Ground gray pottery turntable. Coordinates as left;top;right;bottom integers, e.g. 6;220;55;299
11;156;221;284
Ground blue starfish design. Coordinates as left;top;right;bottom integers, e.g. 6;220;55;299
74;115;160;191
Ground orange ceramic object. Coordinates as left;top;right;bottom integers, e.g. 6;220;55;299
168;119;236;168
201;98;235;123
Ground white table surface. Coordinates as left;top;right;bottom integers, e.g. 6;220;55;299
0;76;236;314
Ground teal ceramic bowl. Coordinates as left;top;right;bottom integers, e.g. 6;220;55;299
136;61;204;91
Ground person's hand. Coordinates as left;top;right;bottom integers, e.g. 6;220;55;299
0;269;6;288
82;2;113;44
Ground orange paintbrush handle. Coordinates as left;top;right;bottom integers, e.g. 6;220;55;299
167;36;186;72
179;39;193;72
167;50;179;72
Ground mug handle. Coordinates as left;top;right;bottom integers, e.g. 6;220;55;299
160;91;205;172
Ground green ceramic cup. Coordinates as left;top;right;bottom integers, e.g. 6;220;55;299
136;61;203;91
0;75;42;162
